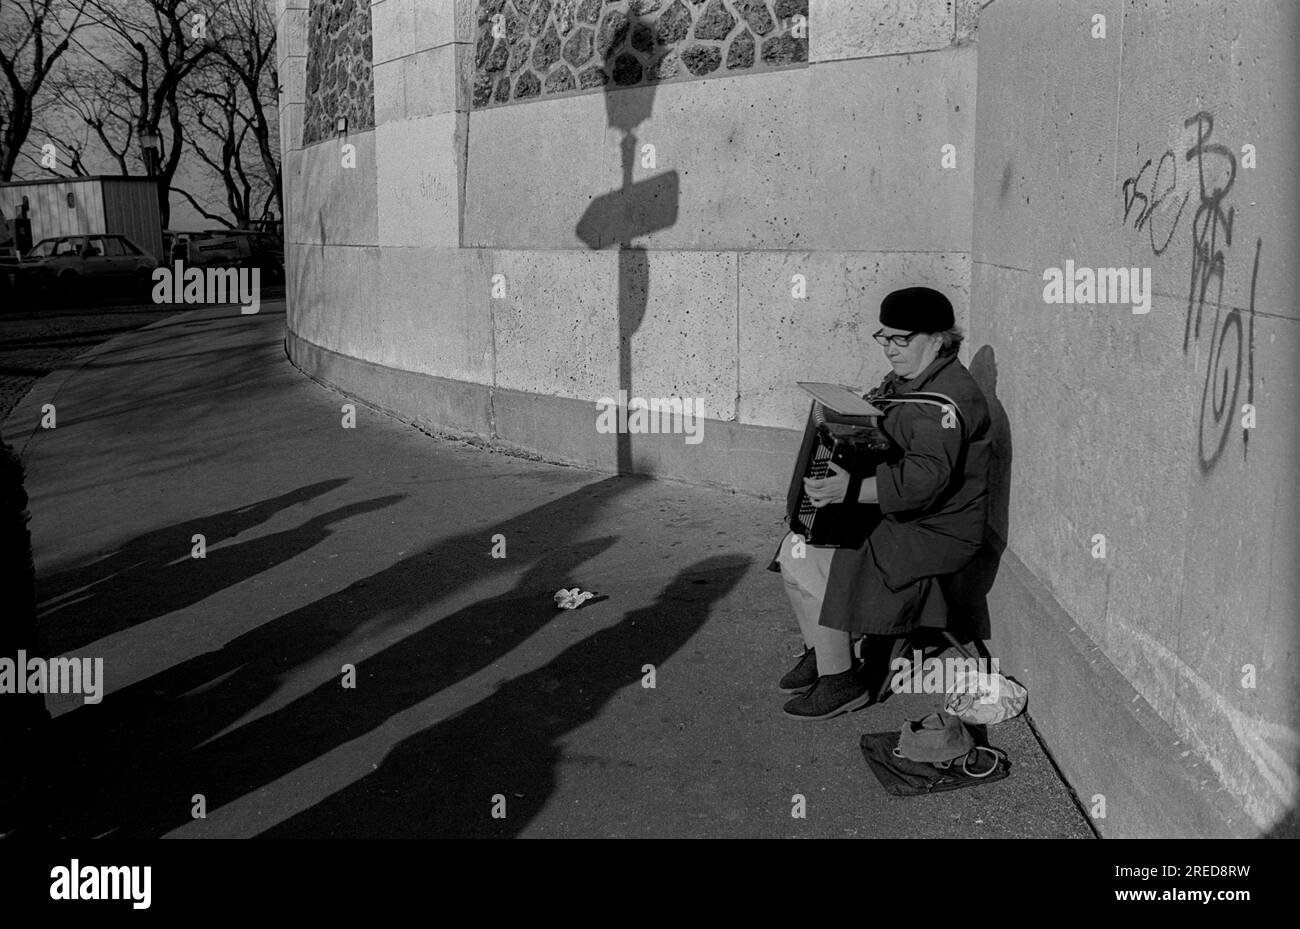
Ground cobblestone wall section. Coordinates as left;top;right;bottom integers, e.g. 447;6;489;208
472;0;809;108
303;0;375;146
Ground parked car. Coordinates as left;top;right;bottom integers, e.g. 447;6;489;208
225;229;285;284
0;241;19;303
18;234;160;303
163;227;284;284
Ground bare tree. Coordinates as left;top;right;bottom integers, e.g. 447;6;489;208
179;65;258;226
208;0;280;222
24;58;133;177
0;0;91;180
178;0;280;227
16;0;281;231
66;0;214;226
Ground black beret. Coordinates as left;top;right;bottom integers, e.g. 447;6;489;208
879;287;955;333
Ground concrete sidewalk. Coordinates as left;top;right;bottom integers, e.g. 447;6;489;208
6;300;1092;838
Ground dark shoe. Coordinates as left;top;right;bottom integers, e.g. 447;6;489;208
782;668;875;720
778;647;818;693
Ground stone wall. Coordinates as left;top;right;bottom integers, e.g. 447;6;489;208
276;0;1300;839
303;0;375;145
970;0;1300;837
472;0;809;108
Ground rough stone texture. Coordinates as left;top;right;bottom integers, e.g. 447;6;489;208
544;64;576;91
475;29;494;67
532;22;562;70
472;72;495;105
484;38;509;72
515;69;541;97
303;0;374;145
680;43;721;74
596;8;629;56
562;26;595;67
507;10;533;72
472;0;807;107
528;0;552;36
554;0;581;34
693;0;735;39
726;27;754;68
732;0;774;35
657;0;693;43
577;64;609;87
760;33;804;64
956;0;981;43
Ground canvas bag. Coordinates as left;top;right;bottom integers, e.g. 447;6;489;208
896;712;973;764
860;730;1010;797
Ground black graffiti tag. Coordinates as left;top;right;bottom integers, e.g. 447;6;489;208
1118;110;1258;473
1183;111;1246;471
1121;148;1189;256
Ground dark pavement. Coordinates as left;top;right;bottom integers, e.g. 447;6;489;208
4;298;1093;838
0;302;181;421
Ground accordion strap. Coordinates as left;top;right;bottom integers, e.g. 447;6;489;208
873;391;966;436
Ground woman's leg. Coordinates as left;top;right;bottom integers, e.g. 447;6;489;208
777;533;853;675
809;626;853;675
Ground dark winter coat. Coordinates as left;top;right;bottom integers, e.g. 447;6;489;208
820;351;992;634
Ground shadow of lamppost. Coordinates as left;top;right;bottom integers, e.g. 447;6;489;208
575;14;680;475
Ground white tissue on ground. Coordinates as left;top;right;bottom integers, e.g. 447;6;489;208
553;587;596;610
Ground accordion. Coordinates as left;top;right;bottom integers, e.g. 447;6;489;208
784;385;896;548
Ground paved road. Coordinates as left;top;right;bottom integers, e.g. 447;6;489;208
0;287;285;422
1;306;177;422
5;298;1094;838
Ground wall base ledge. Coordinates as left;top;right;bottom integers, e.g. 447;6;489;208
986;541;1258;838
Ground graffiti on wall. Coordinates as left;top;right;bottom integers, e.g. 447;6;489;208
1120;111;1262;473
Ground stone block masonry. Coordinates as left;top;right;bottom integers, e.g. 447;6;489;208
304;0;376;145
472;0;809;108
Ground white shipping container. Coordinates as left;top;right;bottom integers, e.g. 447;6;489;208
0;176;165;260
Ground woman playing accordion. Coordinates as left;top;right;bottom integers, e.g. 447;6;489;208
773;286;993;720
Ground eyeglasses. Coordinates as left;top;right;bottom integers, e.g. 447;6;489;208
872;329;920;347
